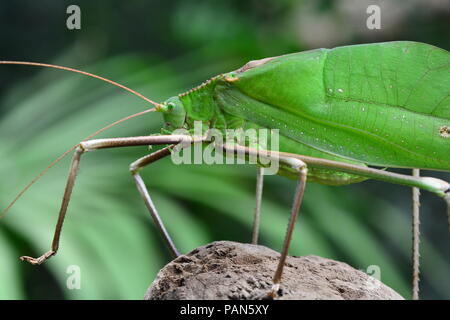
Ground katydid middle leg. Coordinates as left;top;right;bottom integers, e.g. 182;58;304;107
269;156;308;298
20;134;195;265
219;143;308;297
252;167;264;245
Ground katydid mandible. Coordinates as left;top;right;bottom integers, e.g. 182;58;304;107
1;41;449;299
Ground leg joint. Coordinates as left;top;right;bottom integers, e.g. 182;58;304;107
75;144;86;154
281;157;307;173
129;161;140;175
77;142;89;152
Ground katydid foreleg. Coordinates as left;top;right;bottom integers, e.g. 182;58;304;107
20;134;197;265
130;145;184;258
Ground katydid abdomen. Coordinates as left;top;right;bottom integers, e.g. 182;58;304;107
161;41;449;184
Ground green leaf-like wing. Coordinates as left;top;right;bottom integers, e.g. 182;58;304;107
221;42;450;171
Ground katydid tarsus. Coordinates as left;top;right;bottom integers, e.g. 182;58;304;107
1;41;449;299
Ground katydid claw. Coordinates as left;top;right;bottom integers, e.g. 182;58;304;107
20;250;56;265
267;283;281;299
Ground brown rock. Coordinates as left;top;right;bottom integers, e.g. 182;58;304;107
145;241;403;300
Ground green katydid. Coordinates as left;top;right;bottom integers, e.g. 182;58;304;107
1;41;449;299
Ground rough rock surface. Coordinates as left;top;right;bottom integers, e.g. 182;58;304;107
145;241;403;300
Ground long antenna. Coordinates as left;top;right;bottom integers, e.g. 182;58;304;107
0;61;161;107
0;61;162;218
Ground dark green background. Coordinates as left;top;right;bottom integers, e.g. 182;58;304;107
0;0;449;299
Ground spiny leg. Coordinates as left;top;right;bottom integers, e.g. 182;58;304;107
20;135;194;265
130;145;184;258
252;166;264;245
411;168;421;300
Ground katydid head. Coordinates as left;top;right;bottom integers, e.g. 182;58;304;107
159;96;187;132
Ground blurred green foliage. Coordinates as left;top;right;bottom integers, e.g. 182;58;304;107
0;0;449;299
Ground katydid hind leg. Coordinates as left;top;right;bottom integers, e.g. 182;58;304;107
411;169;421;300
20;135;194;265
252;166;264;245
